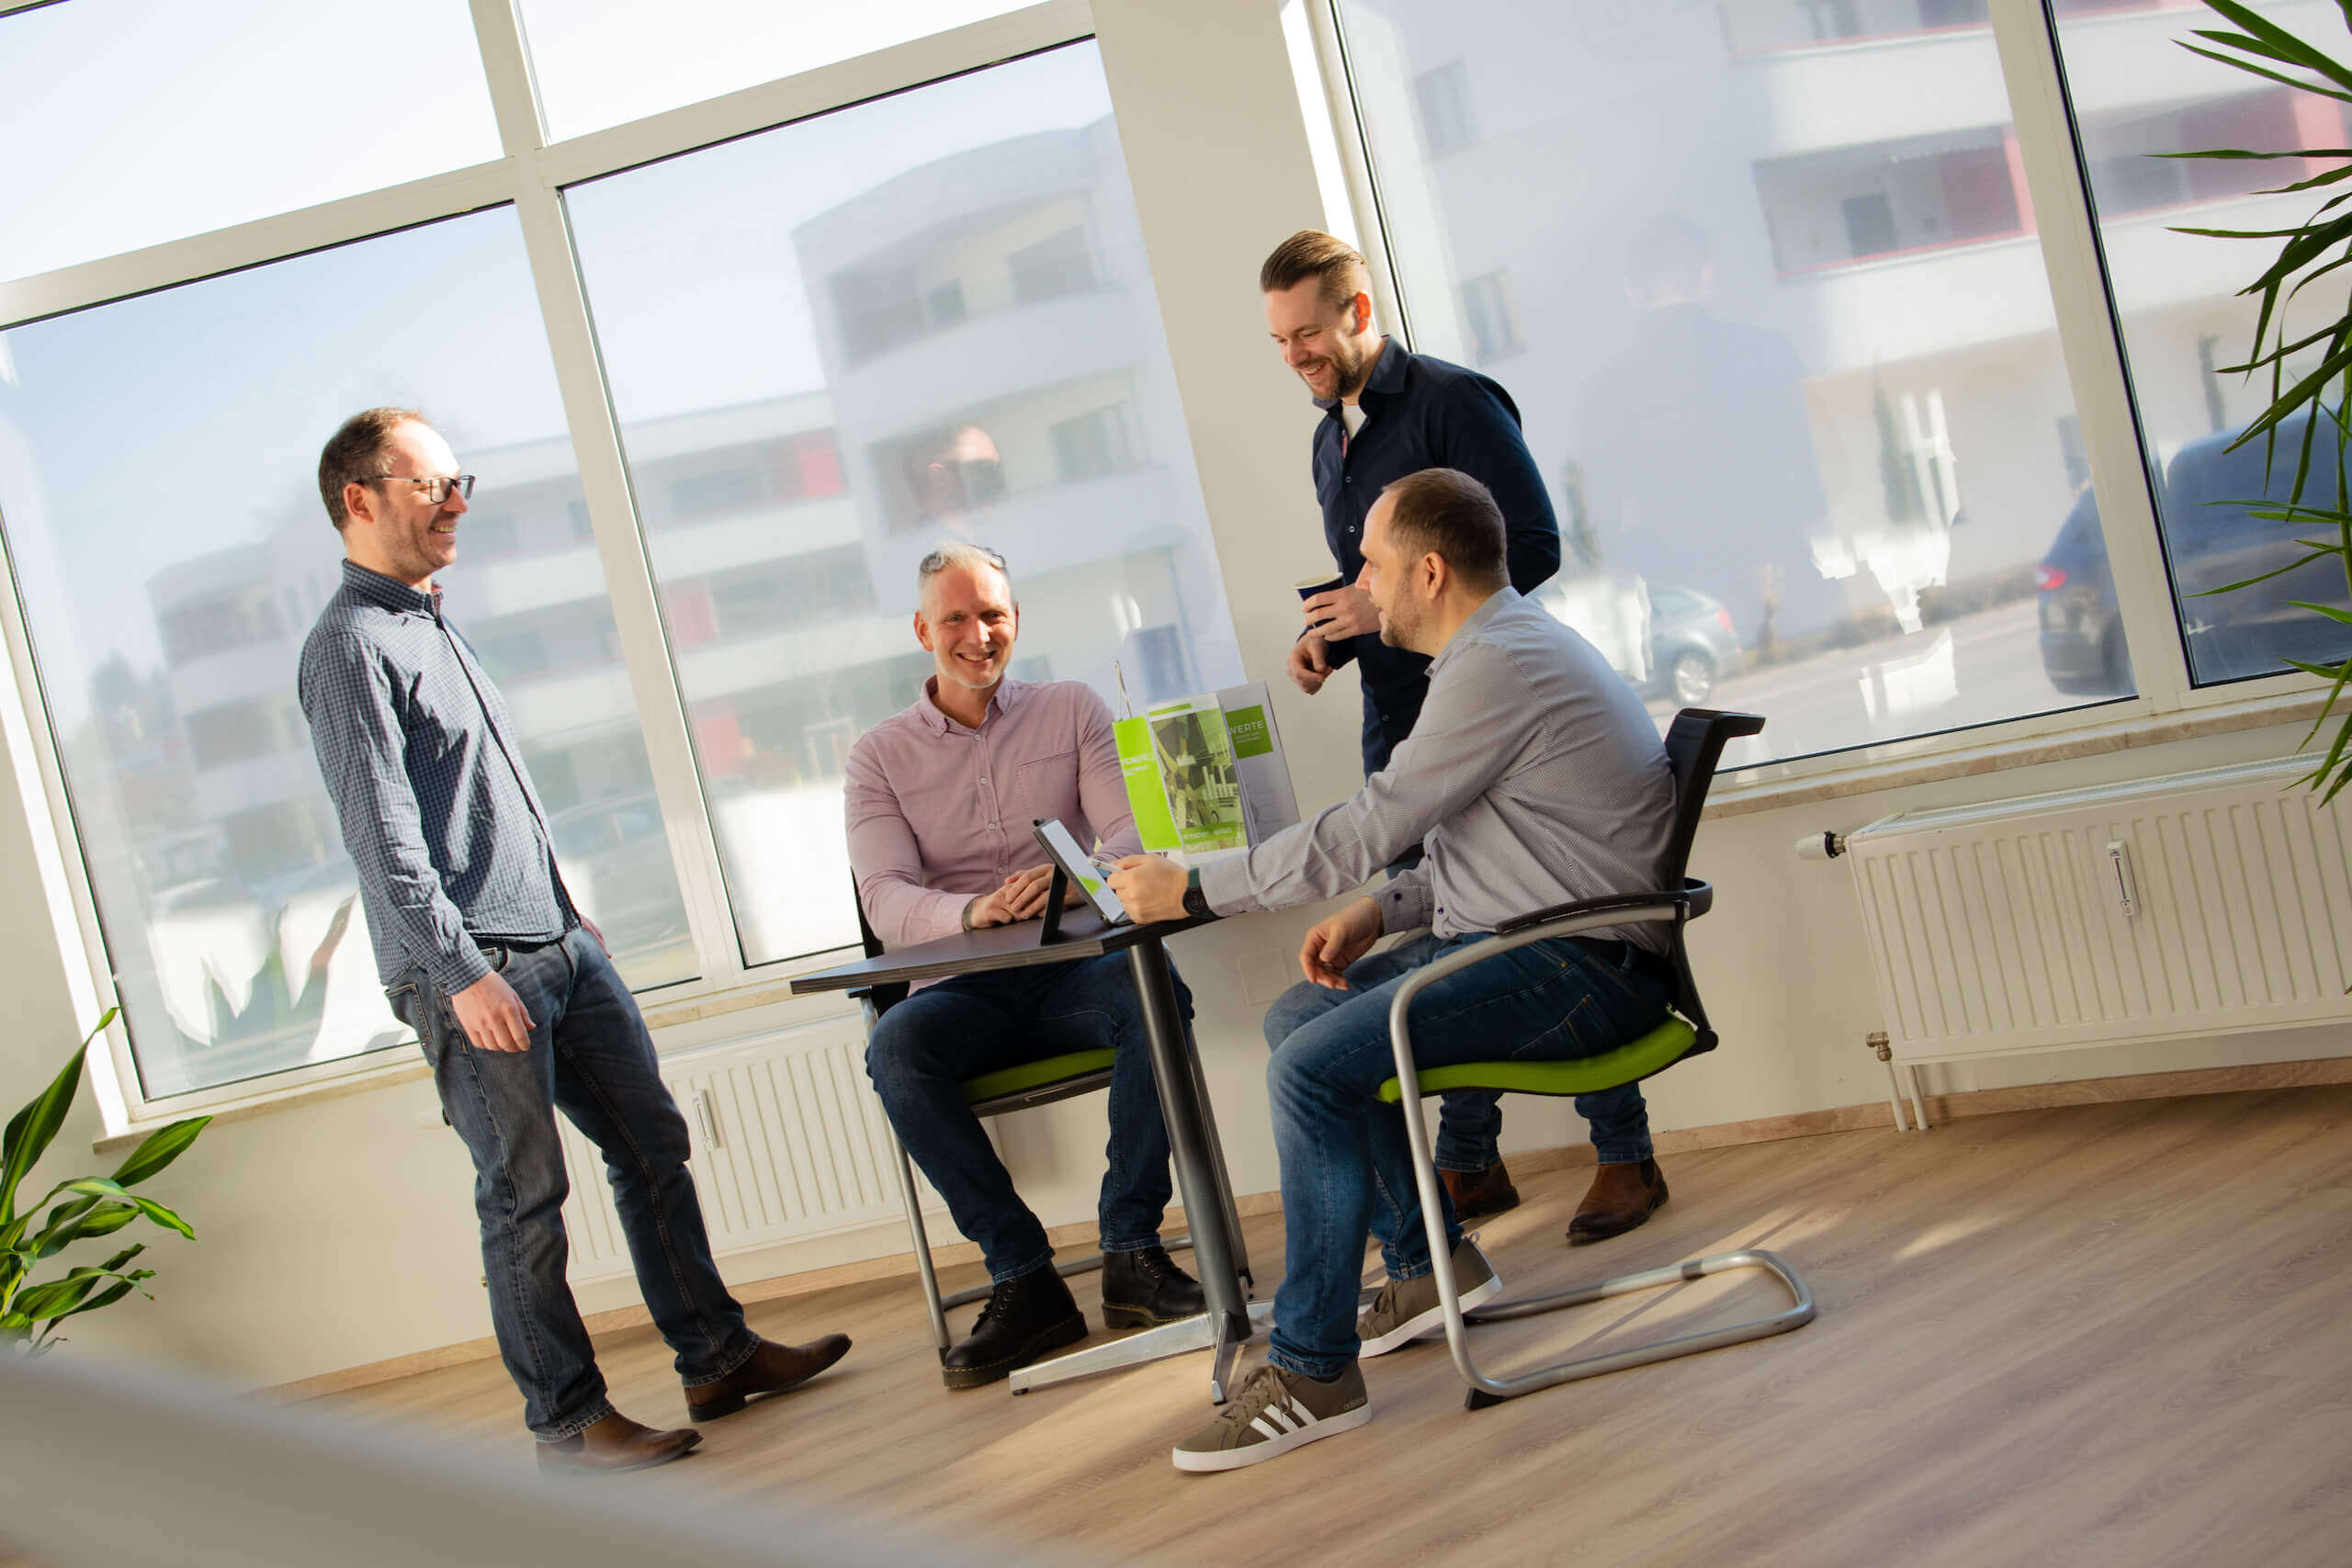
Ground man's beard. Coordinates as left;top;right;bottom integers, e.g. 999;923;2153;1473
1376;597;1417;650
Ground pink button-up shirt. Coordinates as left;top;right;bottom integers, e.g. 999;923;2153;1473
844;676;1142;950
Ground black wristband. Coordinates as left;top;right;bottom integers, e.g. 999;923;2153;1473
1182;884;1213;920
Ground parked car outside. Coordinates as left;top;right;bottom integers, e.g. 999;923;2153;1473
1644;585;1742;705
1532;579;1741;705
2036;414;2352;694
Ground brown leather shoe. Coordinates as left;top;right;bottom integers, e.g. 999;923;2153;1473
537;1411;700;1474
1442;1161;1521;1222
684;1333;853;1420
1567;1157;1668;1246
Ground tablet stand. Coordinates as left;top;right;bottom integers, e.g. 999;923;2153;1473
1037;863;1070;945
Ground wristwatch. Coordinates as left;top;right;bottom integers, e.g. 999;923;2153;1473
1182;866;1214;921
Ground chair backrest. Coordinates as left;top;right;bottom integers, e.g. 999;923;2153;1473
850;870;885;961
1658;708;1765;889
1655;709;1764;1051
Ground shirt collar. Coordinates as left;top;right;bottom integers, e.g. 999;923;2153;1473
1427;587;1520;678
339;558;439;617
915;673;1026;735
1312;335;1408;421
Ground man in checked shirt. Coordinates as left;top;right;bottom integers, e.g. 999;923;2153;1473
299;409;850;1472
844;541;1205;1389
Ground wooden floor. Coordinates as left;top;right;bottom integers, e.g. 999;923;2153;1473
306;1087;2352;1567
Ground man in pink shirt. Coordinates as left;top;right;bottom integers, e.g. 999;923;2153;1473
845;542;1205;1389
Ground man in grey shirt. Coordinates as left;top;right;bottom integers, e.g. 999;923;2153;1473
1111;468;1677;1474
299;408;849;1472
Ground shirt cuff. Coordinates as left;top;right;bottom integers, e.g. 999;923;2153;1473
1197;856;1252;916
427;942;493;996
1376;873;1432;935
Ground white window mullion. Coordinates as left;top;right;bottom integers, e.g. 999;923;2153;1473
467;0;747;993
1991;0;2189;715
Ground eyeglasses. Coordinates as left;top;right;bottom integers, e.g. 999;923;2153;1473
366;472;477;505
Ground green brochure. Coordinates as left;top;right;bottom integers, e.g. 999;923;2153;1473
1114;681;1300;861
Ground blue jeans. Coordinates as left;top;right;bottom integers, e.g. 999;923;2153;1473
1378;857;1647;1171
1259;931;1671;1381
863;953;1183;1283
390;928;756;1439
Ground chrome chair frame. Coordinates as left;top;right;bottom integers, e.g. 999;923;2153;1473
1381;710;1815;1409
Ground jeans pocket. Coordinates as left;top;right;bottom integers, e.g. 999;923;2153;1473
385;983;419;1032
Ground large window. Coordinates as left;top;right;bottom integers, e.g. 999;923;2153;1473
0;210;694;1100
515;0;1037;141
2051;0;2352;687
1335;0;2131;768
0;0;501;285
568;42;1243;964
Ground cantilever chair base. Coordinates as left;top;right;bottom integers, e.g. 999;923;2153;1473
1454;1248;1814;1410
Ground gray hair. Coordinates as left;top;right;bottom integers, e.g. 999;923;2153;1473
915;541;1012;598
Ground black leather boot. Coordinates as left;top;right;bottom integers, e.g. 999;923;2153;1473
941;1264;1087;1390
1100;1245;1207;1328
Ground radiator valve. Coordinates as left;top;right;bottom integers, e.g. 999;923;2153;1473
1865;1030;1892;1062
1795;829;1849;862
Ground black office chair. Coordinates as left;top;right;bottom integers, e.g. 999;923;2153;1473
1374;708;1815;1408
844;876;1235;1358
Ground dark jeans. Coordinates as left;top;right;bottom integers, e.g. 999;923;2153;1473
390;928;755;1439
1377;855;1651;1172
1258;931;1670;1381
863;953;1184;1284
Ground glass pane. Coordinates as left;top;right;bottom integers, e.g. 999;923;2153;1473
568;40;1244;964
0;210;695;1101
0;0;501;285
1334;0;2131;769
2051;0;2352;686
518;0;1035;141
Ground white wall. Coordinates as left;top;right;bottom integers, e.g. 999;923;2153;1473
3;0;2344;1393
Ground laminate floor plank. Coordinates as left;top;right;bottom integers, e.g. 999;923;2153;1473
294;1086;2352;1567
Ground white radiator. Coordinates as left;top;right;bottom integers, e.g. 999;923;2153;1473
554;1016;932;1285
1847;754;2352;1070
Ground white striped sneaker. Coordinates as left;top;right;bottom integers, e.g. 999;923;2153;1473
1170;1362;1371;1473
1356;1237;1501;1358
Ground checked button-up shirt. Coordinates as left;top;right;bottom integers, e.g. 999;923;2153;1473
299;559;573;996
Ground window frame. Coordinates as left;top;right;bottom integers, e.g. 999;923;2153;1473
0;0;1097;1132
3;0;2335;1134
1298;0;2330;800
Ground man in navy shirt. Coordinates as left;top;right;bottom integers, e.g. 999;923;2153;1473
1258;232;1668;1247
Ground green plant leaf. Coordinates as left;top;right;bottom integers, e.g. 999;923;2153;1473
2177;40;2352;104
2207;0;2352;88
124;1195;195;1242
2155;146;2352;161
30;1198;140;1261
1;1044;87;1227
2186;549;2339;594
108;1116;210;1190
35;1277;142;1338
36;1279;141;1335
2283;599;2352;626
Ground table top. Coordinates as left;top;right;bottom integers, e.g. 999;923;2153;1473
789;908;1218;995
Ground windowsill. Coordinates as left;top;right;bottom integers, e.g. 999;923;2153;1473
1701;686;2331;821
93;960;865;1157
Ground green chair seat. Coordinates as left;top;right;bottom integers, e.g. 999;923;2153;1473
961;1048;1118;1105
1376;1017;1699;1103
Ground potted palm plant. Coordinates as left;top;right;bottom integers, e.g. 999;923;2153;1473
2170;0;2352;801
3;1010;209;1351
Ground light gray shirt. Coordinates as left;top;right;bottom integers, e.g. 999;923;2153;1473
1198;588;1675;950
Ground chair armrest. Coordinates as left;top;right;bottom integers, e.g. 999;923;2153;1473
1494;880;1707;935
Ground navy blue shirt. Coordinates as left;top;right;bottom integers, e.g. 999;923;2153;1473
1312;338;1560;773
299;560;574;995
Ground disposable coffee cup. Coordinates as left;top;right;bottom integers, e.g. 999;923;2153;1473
1295;572;1346;633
